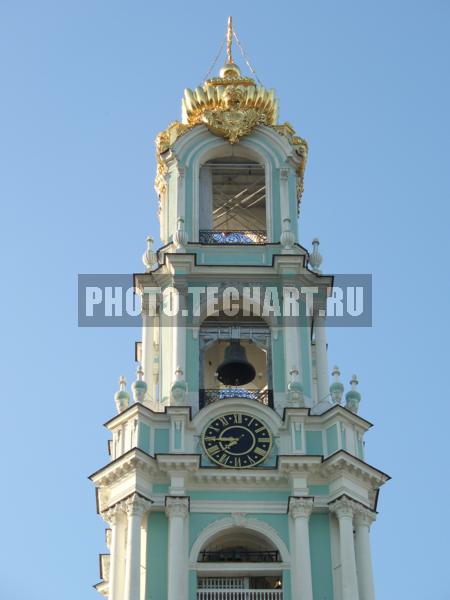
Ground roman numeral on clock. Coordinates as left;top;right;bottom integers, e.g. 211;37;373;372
217;453;229;465
254;447;267;457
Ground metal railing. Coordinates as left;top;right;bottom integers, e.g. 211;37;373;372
197;591;282;600
199;388;274;410
199;549;280;563
199;230;267;244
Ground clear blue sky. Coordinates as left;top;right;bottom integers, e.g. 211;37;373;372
1;1;449;599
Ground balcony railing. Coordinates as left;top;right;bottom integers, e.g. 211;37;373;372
199;388;274;410
199;549;281;562
199;230;267;245
197;591;282;600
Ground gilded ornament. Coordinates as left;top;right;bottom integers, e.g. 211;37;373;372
154;33;308;202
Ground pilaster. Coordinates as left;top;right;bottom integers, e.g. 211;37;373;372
165;496;189;600
289;497;314;600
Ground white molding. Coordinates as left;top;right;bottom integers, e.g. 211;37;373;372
189;514;291;564
190;500;287;514
192;397;282;433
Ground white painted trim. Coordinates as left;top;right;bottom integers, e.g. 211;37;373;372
192;397;282;433
190;500;287;514
189;515;291;564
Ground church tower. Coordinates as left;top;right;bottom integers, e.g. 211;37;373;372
90;18;389;600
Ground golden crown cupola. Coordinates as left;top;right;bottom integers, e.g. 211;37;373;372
154;18;308;250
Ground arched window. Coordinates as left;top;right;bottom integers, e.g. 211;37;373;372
199;316;273;410
199;156;267;244
196;527;283;597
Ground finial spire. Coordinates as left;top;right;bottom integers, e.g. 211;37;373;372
226;16;233;64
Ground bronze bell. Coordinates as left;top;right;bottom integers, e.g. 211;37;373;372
217;340;256;386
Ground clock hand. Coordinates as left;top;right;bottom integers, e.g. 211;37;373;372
204;436;240;442
226;439;239;448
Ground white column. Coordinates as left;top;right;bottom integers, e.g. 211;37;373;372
141;314;154;386
330;497;360;600
279;168;290;223
289;498;314;600
124;494;152;600
104;504;126;600
283;287;302;388
355;509;376;600
165;497;189;600
314;314;329;403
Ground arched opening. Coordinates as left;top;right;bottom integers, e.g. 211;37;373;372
199;316;273;410
196;527;284;598
199;527;281;562
199;156;267;244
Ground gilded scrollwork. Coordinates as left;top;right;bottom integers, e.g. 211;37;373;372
154;60;309;202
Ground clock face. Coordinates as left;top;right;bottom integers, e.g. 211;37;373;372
202;413;272;468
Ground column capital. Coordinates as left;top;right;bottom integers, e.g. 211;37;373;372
355;506;376;527
329;496;359;519
124;493;152;518
101;502;125;526
289;497;314;519
165;496;189;519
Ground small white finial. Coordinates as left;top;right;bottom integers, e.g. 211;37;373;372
309;238;323;273
142;235;157;272
329;365;344;404
131;364;147;404
114;375;130;413
289;367;299;379
171;366;187;404
280;218;295;250
345;374;361;413
173;217;188;251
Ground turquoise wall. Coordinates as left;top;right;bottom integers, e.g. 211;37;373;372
271;331;285;392
271;171;282;241
186;329;199;393
306;431;323;455
309;513;334;600
152;483;169;494
299;321;312;397
138;422;151;453
309;485;330;496
189;513;225;549
247;513;290;547
189;490;290;502
341;426;347;450
326;424;338;455
146;512;168;600
189;571;197;600
283;571;292;599
154;428;169;453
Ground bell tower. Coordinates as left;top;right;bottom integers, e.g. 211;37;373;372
90;18;389;600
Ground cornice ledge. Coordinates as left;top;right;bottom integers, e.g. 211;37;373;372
311;404;373;429
277;455;323;475
328;493;375;515
89;448;158;486
103;402;167;429
101;490;153;516
156;454;200;472
321;450;391;485
191;470;287;485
